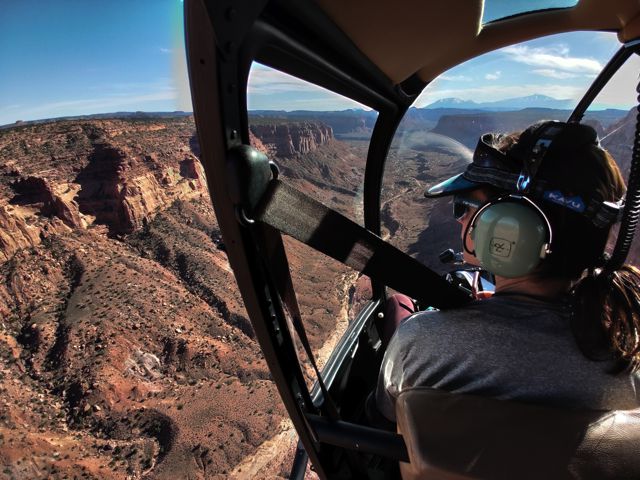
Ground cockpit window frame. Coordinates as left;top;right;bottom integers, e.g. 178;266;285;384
569;40;640;122
186;0;640;478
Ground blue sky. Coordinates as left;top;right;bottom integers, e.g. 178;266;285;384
482;0;578;23
1;1;638;125
248;31;638;111
1;0;190;125
414;31;639;108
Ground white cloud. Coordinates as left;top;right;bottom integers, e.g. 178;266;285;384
501;45;602;74
87;80;173;92
4;90;178;124
248;65;324;95
40;91;176;110
160;47;173;54
416;82;585;107
591;54;640;109
440;74;472;82
247;64;369;111
531;69;578;79
485;70;501;80
288;96;367;109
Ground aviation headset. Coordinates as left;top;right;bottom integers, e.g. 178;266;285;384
462;121;600;278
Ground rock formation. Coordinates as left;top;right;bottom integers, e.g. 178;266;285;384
0;119;207;262
2;108;637;479
0;116;354;479
0;204;43;262
249;122;333;157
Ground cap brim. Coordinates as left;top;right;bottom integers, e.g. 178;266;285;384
424;173;479;198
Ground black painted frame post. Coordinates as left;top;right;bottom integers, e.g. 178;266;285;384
184;1;328;478
363;74;428;304
364;109;406;300
569;45;637;123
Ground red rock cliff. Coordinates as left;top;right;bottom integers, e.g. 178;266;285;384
249;122;333;157
0;118;207;260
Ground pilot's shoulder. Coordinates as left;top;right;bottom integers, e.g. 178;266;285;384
403;300;491;324
393;300;501;343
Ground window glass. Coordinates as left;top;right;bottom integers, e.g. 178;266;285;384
583;53;640;267
248;63;376;224
285;237;372;390
483;0;578;24
382;32;622;275
0;5;308;480
247;62;376;388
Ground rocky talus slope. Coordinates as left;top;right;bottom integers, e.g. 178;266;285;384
0;117;358;479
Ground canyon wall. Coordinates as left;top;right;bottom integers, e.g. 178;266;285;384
0;116;353;479
249;122;333;157
0;119;207;262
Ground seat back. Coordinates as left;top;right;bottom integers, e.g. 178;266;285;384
396;388;640;480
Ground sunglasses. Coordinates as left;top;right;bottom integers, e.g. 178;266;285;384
453;196;483;220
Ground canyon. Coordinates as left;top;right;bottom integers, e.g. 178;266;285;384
1;107;638;479
0;116;359;479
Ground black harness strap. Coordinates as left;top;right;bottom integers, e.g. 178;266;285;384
227;145;466;427
252;222;340;420
254;179;469;309
226;146;343;424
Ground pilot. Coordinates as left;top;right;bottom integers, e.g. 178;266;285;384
374;120;640;423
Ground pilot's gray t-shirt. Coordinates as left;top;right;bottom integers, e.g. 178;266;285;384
375;295;640;422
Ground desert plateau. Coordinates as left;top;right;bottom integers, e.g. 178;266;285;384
0;106;637;479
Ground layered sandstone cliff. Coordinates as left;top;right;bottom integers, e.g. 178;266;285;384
249;122;333;157
0;119;206;261
430;111;557;148
0;116;355;479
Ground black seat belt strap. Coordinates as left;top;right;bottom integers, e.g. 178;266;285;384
226;145;465;425
227;146;344;422
251;222;340;420
254;179;469;309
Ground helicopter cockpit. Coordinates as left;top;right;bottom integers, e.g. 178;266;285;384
184;1;640;478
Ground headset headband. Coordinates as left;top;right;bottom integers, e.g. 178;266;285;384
515;123;564;192
462;122;623;228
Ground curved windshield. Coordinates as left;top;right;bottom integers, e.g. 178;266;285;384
382;31;630;275
247;62;376;388
482;0;578;24
582;52;640;266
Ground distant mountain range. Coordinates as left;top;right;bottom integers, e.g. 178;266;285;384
3;97;628;138
1;111;192;129
424;94;574;111
247;100;627;137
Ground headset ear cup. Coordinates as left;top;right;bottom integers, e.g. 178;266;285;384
472;201;549;278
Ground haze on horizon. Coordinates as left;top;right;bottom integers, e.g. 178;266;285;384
1;0;638;126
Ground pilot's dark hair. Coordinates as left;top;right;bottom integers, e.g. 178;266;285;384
493;122;640;372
